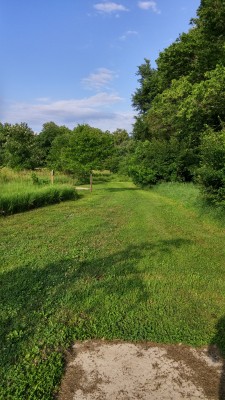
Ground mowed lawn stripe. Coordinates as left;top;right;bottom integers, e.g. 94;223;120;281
1;180;225;399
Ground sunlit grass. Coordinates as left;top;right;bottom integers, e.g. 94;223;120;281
1;180;225;398
0;168;78;215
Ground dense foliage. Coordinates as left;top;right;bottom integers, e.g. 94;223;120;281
0;123;132;182
0;123;40;169
130;0;225;202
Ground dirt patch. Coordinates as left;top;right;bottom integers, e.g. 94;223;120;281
75;187;90;191
57;340;224;400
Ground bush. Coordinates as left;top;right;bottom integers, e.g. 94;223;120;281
128;139;181;187
198;128;225;203
129;165;157;186
31;172;49;186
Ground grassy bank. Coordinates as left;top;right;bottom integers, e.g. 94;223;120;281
0;185;78;215
0;168;78;215
1;180;225;398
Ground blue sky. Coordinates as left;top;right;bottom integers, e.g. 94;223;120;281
0;0;200;133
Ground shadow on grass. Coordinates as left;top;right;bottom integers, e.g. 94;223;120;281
1;238;193;353
208;316;225;399
0;238;192;397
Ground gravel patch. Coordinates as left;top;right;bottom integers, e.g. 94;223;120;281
57;340;224;400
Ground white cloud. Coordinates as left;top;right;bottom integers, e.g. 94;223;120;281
94;2;129;14
35;97;51;103
138;1;161;13
119;30;138;41
1;93;135;133
82;68;117;91
89;111;135;133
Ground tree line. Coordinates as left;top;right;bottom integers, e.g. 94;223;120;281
0;121;132;182
1;0;225;203
130;0;225;204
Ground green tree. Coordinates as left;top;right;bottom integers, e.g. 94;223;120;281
128;139;183;186
156;28;202;88
197;0;225;39
132;115;150;141
106;129;131;172
130;0;225;192
37;122;71;166
156;1;225;89
1;123;38;169
132;59;159;141
146;76;193;141
178;65;225;138
113;129;129;145
0;123;5;166
47;131;71;171
198;127;225;203
132;59;159;114
57;124;114;181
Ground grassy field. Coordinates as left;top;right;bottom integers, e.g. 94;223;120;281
0;168;78;215
1;179;225;398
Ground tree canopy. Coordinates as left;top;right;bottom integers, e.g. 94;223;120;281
129;0;225;201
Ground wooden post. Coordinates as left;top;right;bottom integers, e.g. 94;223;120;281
51;170;54;184
90;173;93;192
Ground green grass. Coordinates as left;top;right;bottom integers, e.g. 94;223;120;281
0;168;78;215
0;167;75;185
1;180;225;398
0;184;79;215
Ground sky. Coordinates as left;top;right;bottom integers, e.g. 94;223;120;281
0;0;200;134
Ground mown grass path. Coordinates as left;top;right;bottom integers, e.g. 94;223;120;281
1;180;225;399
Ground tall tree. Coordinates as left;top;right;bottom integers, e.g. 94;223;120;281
132;58;159;114
106;129;131;172
156;28;203;87
197;0;225;39
1;123;38;169
132;59;159;141
37;122;71;165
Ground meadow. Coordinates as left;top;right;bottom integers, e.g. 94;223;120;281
0;168;78;215
1;177;225;399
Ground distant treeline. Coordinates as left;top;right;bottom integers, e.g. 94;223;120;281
0;122;132;183
1;0;225;204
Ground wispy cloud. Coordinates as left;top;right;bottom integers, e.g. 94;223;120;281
119;30;138;41
82;68;117;91
138;1;161;13
94;2;129;14
35;97;51;103
1;93;135;133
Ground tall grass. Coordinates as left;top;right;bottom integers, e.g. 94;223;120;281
0;168;78;215
0;167;31;184
152;181;225;226
0;167;75;185
0;185;78;215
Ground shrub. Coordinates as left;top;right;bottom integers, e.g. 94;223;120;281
128;139;181;187
129;165;157;186
198;128;225;203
